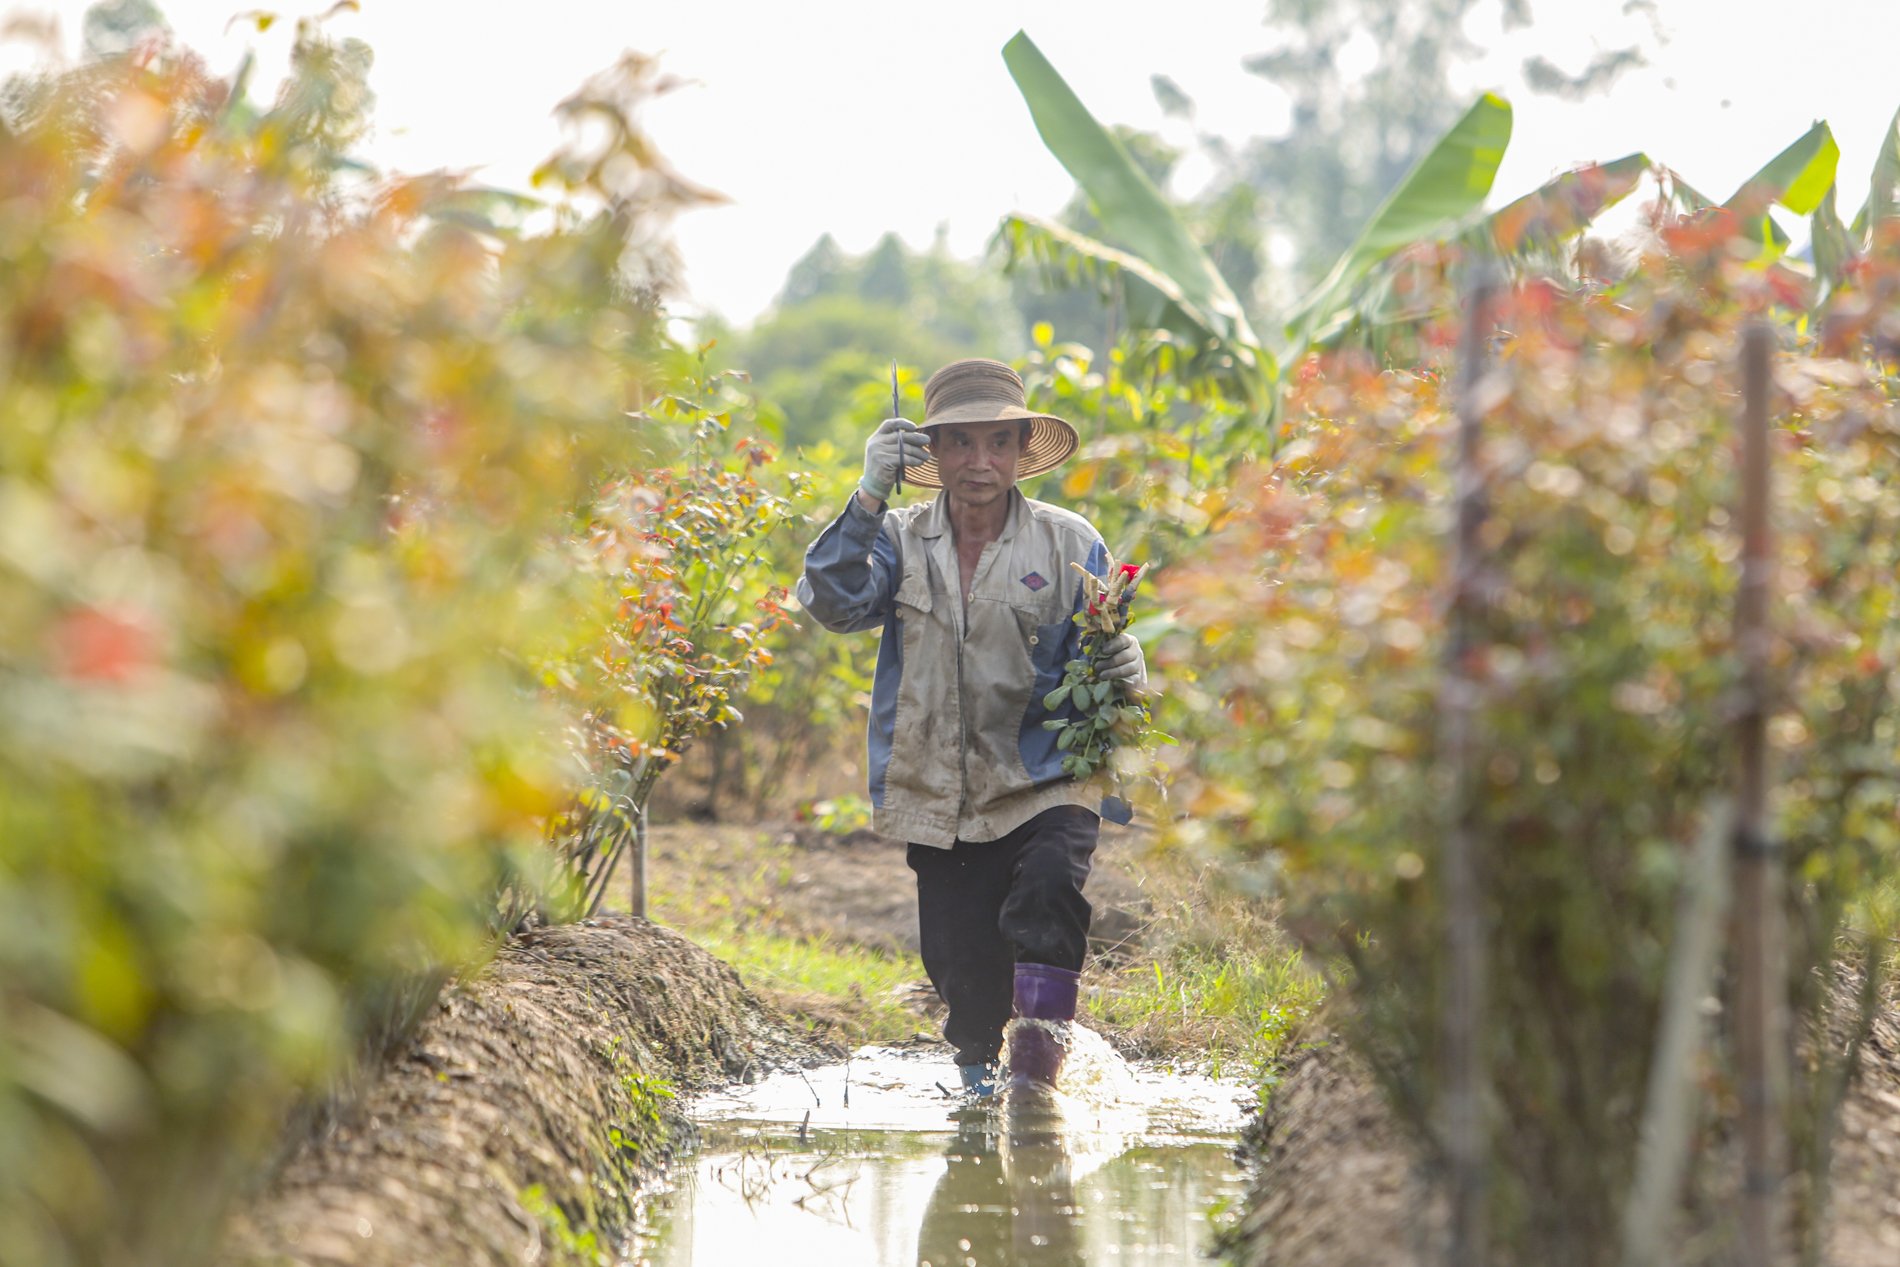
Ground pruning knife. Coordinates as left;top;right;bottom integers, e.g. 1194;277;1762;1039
890;359;903;496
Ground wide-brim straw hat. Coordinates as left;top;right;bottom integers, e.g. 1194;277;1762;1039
902;358;1079;490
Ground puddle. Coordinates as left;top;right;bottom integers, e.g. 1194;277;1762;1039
631;1029;1255;1266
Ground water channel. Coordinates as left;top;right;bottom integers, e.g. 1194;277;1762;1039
632;1028;1255;1267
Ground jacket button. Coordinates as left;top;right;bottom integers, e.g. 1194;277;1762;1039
1029;634;1039;645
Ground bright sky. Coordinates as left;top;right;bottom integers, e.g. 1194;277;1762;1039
8;1;1900;323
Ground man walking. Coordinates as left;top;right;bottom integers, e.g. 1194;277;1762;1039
796;358;1146;1096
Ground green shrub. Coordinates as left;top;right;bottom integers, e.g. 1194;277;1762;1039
0;31;710;1266
541;353;800;911
1163;234;1900;1260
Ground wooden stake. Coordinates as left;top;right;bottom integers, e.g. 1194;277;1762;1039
1621;800;1736;1266
1441;267;1496;1267
630;801;649;921
1734;320;1785;1265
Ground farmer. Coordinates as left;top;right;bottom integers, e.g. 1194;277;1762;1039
796;358;1146;1096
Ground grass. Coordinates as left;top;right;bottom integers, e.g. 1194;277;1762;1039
517;1184;609;1266
643;824;929;1046
1083;856;1326;1085
639;820;1325;1076
1088;945;1321;1076
687;925;926;1045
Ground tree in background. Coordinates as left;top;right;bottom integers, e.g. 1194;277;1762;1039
1228;0;1652;306
80;0;167;60
724;228;1022;450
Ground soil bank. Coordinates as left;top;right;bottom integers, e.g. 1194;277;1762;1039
1231;990;1900;1267
220;915;832;1267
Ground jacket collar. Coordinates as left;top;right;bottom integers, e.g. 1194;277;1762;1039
914;487;1026;541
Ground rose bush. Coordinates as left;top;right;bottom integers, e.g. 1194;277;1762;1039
542;353;800;913
1159;225;1900;1259
0;27;724;1265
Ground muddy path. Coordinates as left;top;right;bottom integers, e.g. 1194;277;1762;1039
643;1036;1256;1267
640;820;1162;1045
669;819;1900;1266
220;916;833;1267
222;820;1900;1266
219;821;1175;1267
644;821;1157;961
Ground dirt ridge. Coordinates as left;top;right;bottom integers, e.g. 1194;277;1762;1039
1234;985;1900;1267
220;915;833;1267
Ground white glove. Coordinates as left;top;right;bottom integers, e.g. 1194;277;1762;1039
1097;632;1147;687
860;417;930;502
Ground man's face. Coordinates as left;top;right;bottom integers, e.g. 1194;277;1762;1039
933;421;1022;511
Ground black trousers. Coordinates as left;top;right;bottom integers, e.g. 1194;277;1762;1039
906;805;1099;1066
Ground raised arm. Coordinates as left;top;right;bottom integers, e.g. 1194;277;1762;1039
796;414;929;632
796;496;900;633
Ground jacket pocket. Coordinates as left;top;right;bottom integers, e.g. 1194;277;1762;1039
894;556;934;614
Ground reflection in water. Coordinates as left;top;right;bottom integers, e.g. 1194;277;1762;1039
640;1042;1249;1267
917;1090;1085;1267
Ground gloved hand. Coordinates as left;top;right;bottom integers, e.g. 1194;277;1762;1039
1097;632;1147;688
860;417;931;503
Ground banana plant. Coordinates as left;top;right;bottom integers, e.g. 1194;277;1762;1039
1000;31;1271;410
1485;153;1650;257
1300;148;1648;361
1811;103;1900;300
1713;120;1840;256
1000;28;1857;423
1000;31;1517;415
1282;93;1512;355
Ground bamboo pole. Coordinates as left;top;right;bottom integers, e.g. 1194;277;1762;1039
1733;321;1785;1265
1620;800;1736;1266
1441;267;1496;1267
629;801;649;920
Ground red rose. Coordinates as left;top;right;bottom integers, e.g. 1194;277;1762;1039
53;606;155;683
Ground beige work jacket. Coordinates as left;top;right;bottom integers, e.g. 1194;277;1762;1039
796;488;1130;847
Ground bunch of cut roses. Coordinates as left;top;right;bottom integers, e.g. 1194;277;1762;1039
1040;555;1171;783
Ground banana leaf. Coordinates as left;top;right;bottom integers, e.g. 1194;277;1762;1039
1305;150;1650;353
1722;121;1839;255
1850;102;1900;238
1285;94;1513;349
1002;30;1259;351
1670;171;1716;213
1811;183;1855;297
996;213;1273;387
1726;120;1839;217
1487;153;1648;255
996;213;1213;337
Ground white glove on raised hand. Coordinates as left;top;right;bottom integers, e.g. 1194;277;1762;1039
1097;632;1147;688
860;417;931;503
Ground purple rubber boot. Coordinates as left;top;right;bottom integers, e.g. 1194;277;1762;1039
1007;962;1080;1090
